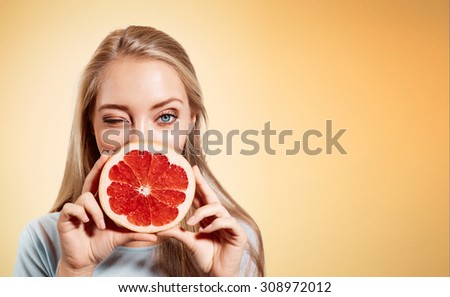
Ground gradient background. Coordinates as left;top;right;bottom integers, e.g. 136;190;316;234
0;0;448;276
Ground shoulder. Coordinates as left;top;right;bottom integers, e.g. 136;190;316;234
14;212;61;276
238;219;260;247
19;212;60;242
237;219;264;276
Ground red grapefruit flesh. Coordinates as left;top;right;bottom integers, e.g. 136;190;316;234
98;142;195;233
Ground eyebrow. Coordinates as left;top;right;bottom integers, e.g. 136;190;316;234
98;98;183;112
151;98;184;110
98;104;130;112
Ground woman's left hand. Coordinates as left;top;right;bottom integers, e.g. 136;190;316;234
157;166;247;276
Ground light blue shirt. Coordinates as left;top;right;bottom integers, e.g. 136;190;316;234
13;212;257;276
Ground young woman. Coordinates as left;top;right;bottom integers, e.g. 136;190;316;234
14;26;265;277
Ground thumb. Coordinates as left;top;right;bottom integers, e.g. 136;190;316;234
82;154;109;194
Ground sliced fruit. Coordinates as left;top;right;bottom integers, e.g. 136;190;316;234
98;142;195;233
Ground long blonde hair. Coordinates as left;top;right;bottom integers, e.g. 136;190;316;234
51;26;265;276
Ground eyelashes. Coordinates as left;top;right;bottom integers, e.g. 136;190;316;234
102;110;179;127
102;117;129;126
156;110;178;125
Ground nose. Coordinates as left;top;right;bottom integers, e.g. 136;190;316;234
126;119;153;144
124;118;173;150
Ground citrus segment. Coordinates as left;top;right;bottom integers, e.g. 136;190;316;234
98;142;195;233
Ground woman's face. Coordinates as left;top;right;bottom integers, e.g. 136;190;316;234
92;57;193;155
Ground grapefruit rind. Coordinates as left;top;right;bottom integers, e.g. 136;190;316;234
98;142;195;233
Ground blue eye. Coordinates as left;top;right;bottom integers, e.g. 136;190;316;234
160;114;173;122
157;113;177;124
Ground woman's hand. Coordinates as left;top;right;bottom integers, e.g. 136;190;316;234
56;155;157;276
157;166;248;276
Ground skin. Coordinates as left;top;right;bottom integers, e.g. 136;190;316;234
56;57;247;276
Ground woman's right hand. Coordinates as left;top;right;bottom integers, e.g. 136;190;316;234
56;155;157;276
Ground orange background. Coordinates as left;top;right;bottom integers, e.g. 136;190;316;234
0;0;448;276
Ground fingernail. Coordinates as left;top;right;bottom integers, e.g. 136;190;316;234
82;215;89;223
99;219;106;230
186;216;196;226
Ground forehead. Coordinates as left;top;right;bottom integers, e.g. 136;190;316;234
96;57;188;107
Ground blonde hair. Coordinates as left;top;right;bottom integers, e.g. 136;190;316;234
51;26;265;276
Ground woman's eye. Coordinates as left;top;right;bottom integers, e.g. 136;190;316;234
157;113;177;124
103;118;128;125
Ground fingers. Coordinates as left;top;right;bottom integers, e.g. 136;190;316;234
75;192;105;230
186;196;245;242
82;154;109;194
199;217;248;247
190;166;238;233
59;203;90;224
192;196;202;209
64;155;108;230
157;227;198;252
59;192;106;230
199;217;242;235
186;202;229;226
164;166;245;247
60;193;158;245
193;166;220;205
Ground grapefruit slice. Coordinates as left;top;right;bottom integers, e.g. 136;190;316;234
98;142;195;233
